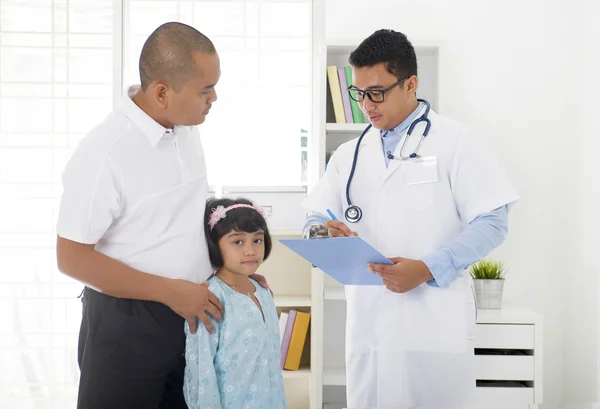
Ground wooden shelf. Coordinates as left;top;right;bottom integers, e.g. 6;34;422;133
283;367;312;380
275;295;312;308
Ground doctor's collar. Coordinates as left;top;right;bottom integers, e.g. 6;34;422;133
380;127;396;138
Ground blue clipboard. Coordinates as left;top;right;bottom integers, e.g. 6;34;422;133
279;236;393;285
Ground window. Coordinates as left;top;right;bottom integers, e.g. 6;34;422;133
0;1;312;406
124;0;312;186
0;1;114;405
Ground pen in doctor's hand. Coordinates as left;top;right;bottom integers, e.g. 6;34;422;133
324;209;358;238
326;209;338;221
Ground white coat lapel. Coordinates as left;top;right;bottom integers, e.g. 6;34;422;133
357;126;387;180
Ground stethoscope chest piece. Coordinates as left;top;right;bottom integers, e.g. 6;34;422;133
344;205;362;223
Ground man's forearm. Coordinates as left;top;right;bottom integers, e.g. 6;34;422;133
56;236;172;303
421;205;509;288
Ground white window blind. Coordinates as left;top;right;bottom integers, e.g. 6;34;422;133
124;0;312;186
0;1;311;407
0;1;115;406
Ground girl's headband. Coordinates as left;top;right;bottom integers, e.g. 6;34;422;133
208;204;267;231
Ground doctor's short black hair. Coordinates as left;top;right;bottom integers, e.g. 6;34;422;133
204;197;273;269
349;29;418;80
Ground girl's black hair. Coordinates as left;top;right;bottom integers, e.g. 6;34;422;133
204;197;273;269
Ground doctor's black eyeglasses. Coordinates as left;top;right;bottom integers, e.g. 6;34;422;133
347;76;409;103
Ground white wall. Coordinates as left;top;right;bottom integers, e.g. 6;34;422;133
562;0;600;402
325;0;594;405
573;0;600;406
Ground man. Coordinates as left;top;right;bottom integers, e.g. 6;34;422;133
303;29;519;409
56;22;268;409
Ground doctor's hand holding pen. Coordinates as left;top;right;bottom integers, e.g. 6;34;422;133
325;209;358;238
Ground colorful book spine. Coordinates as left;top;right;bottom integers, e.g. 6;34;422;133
284;310;311;371
326;65;346;123
278;311;289;349
280;310;297;369
338;67;354;123
344;65;366;123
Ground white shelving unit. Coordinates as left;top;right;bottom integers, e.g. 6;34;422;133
275;295;312;308
474;308;543;409
317;290;544;409
282;368;312;380
258;230;316;409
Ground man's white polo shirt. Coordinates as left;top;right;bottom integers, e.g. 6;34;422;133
56;97;212;283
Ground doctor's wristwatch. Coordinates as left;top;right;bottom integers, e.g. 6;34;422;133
303;224;331;239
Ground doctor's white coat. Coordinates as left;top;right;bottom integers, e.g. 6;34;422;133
303;110;519;409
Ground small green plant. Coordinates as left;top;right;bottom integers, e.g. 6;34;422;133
470;259;506;280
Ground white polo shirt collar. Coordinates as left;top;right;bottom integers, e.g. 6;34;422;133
121;96;181;148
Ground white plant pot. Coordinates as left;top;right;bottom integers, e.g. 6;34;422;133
473;279;505;309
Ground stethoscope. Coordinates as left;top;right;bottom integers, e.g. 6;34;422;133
344;98;432;224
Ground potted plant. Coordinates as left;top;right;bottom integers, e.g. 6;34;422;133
470;259;507;309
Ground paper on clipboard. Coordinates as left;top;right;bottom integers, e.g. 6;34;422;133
279;236;392;285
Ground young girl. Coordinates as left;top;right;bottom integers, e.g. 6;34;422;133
184;197;287;409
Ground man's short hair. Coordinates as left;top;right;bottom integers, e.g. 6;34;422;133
349;29;418;80
139;22;216;92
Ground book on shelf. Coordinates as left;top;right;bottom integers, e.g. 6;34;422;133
326;65;345;123
279;309;311;371
344;66;366;124
337;67;353;124
278;311;289;349
326;64;367;124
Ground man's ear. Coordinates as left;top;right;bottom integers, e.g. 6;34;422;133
153;82;170;109
406;75;419;95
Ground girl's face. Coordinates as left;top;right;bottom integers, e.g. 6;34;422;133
218;229;265;276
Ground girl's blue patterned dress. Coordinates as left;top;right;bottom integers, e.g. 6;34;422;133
184;276;287;409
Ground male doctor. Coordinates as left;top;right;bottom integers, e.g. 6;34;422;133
303;29;519;409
